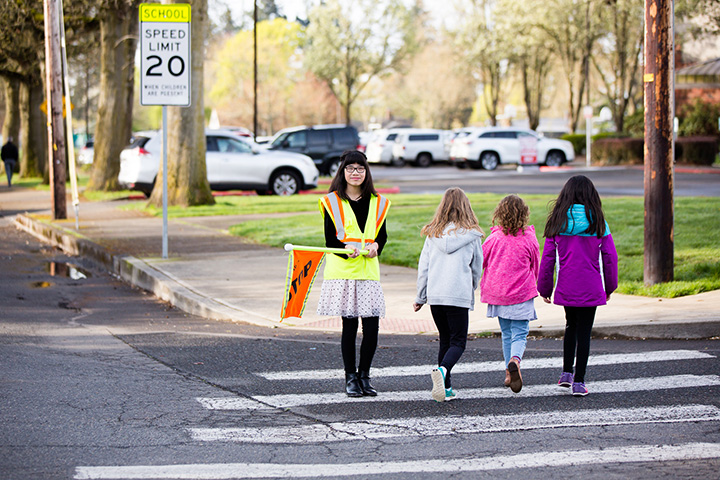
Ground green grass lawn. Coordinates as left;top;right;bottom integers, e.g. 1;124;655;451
11;170;719;298
207;192;719;298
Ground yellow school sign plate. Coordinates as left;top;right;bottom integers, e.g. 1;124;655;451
139;4;192;107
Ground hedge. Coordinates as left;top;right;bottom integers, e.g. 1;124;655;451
591;138;644;165
561;134;586;155
591;136;719;166
675;136;719;166
562;132;630;155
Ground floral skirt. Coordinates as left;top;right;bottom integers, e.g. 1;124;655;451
317;279;386;318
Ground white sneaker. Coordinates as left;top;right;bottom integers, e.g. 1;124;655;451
431;366;447;403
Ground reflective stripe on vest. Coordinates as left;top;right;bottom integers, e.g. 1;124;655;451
319;192;391;281
319;192;389;249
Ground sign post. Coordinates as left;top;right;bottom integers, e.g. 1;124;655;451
517;134;538;173
139;3;191;259
584;105;593;167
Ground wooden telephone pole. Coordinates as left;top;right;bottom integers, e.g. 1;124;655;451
643;0;674;284
43;0;67;220
253;1;258;139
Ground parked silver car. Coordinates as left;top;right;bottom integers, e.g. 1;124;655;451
450;127;575;170
118;129;319;196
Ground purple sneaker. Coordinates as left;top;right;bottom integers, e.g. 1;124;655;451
572;382;588;396
558;372;573;388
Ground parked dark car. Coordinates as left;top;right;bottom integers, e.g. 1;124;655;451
264;124;361;176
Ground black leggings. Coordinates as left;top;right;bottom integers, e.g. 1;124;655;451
341;316;379;374
431;305;469;389
562;306;597;383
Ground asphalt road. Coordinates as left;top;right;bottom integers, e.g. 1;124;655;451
368;163;720;197
1;222;719;479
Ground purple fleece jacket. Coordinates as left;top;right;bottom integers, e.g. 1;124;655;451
538;233;618;307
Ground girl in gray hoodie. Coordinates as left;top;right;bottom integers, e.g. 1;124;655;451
413;188;484;402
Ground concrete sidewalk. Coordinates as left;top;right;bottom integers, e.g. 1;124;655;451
2;185;719;339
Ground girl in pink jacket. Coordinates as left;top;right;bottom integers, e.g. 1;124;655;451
480;195;540;393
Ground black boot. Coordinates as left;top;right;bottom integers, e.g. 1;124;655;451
358;370;377;396
345;373;363;397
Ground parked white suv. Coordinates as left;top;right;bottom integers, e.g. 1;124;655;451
365;129;403;166
450;127;575;170
118;129;319;196
391;129;452;167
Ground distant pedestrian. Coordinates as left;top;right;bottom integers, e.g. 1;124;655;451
1;137;19;187
538;175;618;397
317;150;391;397
481;195;539;393
413;188;484;402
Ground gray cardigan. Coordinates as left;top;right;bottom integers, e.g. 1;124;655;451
415;224;484;310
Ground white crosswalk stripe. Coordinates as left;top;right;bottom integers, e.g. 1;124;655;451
188;404;720;443
74;442;720;479
75;349;720;478
198;374;720;410
256;349;714;380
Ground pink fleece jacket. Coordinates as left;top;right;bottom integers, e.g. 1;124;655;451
480;225;540;305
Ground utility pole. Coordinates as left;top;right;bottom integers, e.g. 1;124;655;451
584;0;592;167
643;0;674;284
43;0;67;220
253;1;258;139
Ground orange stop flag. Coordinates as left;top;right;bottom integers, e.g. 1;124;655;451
281;248;326;321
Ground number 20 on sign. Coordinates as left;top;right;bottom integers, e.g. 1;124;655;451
139;3;191;107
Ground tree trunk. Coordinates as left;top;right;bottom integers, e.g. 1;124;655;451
149;0;214;207
19;79;46;179
88;3;138;191
2;78;21;143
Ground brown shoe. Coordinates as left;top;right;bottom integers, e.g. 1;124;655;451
508;358;522;393
504;369;511;387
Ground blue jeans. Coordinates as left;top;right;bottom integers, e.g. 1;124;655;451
4;160;15;186
498;317;530;366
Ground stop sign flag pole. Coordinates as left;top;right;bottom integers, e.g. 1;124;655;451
281;244;368;321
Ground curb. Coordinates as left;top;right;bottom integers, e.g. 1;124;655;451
13;213;279;329
11;213;720;340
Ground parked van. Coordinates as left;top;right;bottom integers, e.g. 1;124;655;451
391;129;451;167
365;129;403;166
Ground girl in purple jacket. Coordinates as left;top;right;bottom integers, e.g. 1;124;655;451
538;175;618;397
481;195;540;393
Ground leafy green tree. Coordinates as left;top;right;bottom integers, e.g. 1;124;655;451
304;0;417;125
591;0;644;133
494;0;556;130
390;41;476;129
149;0;213;207
530;0;605;132
453;0;514;127
1;78;21;144
207;17;307;135
88;0;140;191
678;99;720;136
0;0;51;178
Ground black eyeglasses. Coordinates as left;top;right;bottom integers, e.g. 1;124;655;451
345;166;366;173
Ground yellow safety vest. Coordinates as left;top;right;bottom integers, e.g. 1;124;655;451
319;192;390;281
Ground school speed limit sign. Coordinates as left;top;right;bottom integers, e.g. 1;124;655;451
139;3;191;106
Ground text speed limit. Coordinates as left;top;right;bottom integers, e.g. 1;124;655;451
139;3;191;107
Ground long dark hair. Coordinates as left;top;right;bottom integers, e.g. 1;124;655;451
328;150;378;201
544;175;606;238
